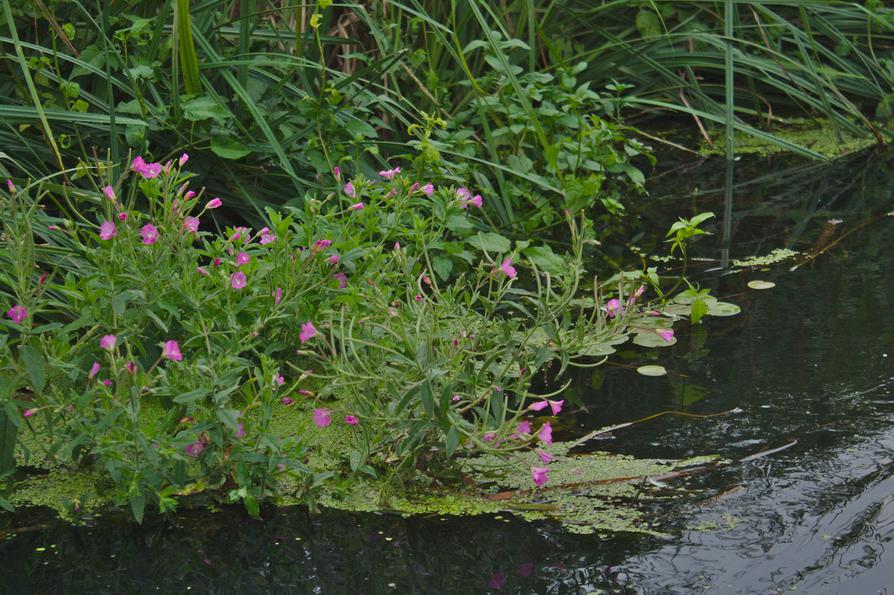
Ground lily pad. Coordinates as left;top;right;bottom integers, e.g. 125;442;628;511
633;331;677;348
636;365;667;377
707;301;741;317
747;280;776;290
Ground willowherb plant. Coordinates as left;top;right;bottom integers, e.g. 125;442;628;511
0;151;699;519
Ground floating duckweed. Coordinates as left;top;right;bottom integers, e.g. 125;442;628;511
732;248;799;269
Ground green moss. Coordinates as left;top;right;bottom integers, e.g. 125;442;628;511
10;468;111;522
698;120;875;158
732;248;799;270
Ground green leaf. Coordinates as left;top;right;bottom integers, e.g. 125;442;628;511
183;96;232;123
432;255;453;281
173;388;208;404
0;493;13;512
468;231;511;253
18;345;45;393
707;301;741;317
445;426;460;458
130;491;146;523
216;408;241;431
633;331;677;348
637;364;667;377
211;136;251;160
690;297;709;324
524;245;566;275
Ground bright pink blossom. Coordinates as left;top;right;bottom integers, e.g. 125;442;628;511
184;216;200;233
162;340;183;361
235;252;251;267
421;183;434;196
298;389;312;396
549;399;564;415
259;231;276;245
605;298;622;318
299;321;317;343
274;287;283;305
452;394;461;402
205;197;222;210
538;422;553;445
528;401;549;412
196;266;209;276
344;181;356;197
99;221;116;241
99;334;117;351
327;253;340;265
483;432;496;442
124;361;137;375
103;185;116;201
499;258;517;279
131;155;162;179
88;361;101;379
657;328;675;342
274;374;285;387
531;466;549;487
349;202;365;211
140;223;159;245
281;396;294;406
456;187;471;200
6;304;27;323
230;271;247;290
313;408;331;427
409;182;419;193
536;449;553;464
235;422;245;438
23;408;37;418
312;239;332;252
333;272;348;289
117;212;128;221
179;153;189;166
184;190;196;200
332;166;341;180
515;420;532;437
378;166;401;179
344;415;359;426
184;441;205;457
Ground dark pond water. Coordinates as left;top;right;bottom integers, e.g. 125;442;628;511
4;150;894;593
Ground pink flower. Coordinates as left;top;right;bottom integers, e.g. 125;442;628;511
6;304;27;323
196;266;209;276
515;420;532;437
235;252;251;267
313;408;331;427
414;294;422;302
299;321;317;343
274;286;283;305
409;182;420;193
131;155;162;179
312;239;332;251
162;340;183;361
298;389;313;396
184;441;205;457
344;181;356;197
499;258;517;279
99;221;116;240
394;242;401;251
205;197;222;210
349;202;365;211
213;257;221;268
531;466;549;487
657;329;675;342
102;380;112;389
235;422;245;438
333;272;348;289
124;361;137;375
274;374;285;387
635;285;645;298
259;231;276;245
140;223;159;245
456;187;471;200
117;212;128;221
421;183;434;196
99;334;117;351
538;422;553;445
88;361;101;379
327;253;340;265
102;185;116;201
281;396;294;406
230;271;247;290
378;166;401;179
451;394;461;402
332;166;341;180
23;408;37;418
483;432;496;442
179;153;189;167
184;216;200;233
344;415;359;426
605;298;622;318
549;399;564;415
528;401;549;412
488;573;506;590
184;190;196;200
536;449;553;464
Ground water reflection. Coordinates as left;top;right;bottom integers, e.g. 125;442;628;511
4;150;894;592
